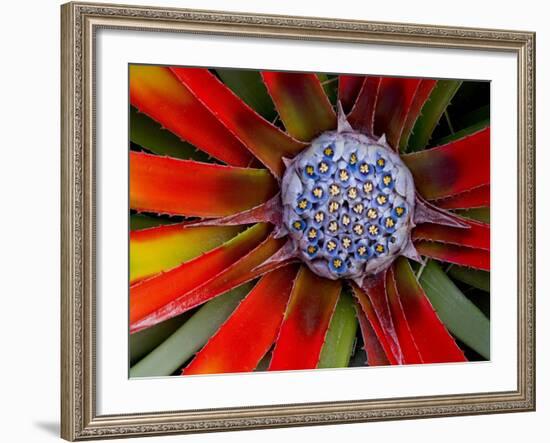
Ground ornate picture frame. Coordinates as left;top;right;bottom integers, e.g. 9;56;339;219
61;1;535;440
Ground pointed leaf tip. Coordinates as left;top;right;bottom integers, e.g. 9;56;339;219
130;152;278;217
337;101;354;133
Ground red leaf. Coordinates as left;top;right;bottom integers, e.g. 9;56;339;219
338;75;365;114
413;217;490;251
185;194;283;228
131;230;289;333
354;301;390;366
393;258;467;363
435;185;490;209
373;77;422;149
129;65;253;166
386;268;423;364
402;127;490;200
170;67;306;178
130;223;242;284
262;72;336;141
399;79;437;149
352;275;402;365
269;266;341;370
414;194;470;228
183;265;299;375
348;77;381;135
130;224;270;330
415;241;490;271
130;151;278;217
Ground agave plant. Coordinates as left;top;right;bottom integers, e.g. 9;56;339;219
128;66;490;377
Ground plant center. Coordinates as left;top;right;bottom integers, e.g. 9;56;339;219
281;129;416;281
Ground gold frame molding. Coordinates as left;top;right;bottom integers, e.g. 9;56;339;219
61;2;536;440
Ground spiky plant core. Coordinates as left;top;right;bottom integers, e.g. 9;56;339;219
281;127;416;281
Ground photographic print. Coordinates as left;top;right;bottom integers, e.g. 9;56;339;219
62;4;536;439
128;65;490;378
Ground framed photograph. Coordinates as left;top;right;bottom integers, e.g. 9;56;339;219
61;1;536;440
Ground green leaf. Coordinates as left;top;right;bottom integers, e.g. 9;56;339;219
216;69;277;121
130;214;179;230
254;352;272;372
317;74;338;106
419;260;490;359
434;119;489;146
130;106;210;161
453;207;490;223
448;265;490;292
129;312;191;365
406;80;462;152
317;291;358;368
455;105;490;129
129;282;252;377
